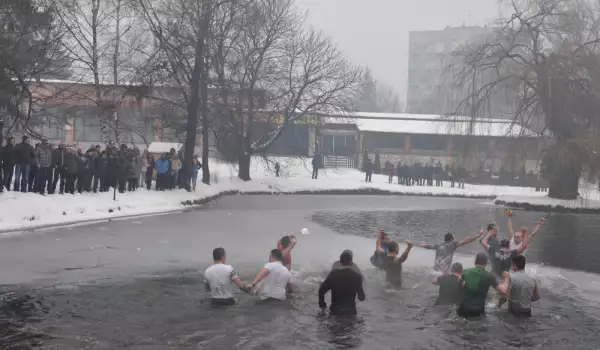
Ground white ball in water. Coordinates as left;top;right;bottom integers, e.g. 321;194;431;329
301;228;311;235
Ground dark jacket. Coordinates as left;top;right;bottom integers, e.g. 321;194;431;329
106;157;119;179
14;142;34;165
64;153;78;174
94;157;107;177
127;158;140;179
145;157;155;176
52;147;68;168
34;144;53;167
1;144;15;167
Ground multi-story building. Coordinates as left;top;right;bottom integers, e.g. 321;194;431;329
408;25;523;121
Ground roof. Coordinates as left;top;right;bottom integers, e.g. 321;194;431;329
148;142;182;153
323;112;537;138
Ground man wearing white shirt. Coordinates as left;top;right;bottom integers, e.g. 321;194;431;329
250;249;294;300
204;247;251;306
507;214;545;253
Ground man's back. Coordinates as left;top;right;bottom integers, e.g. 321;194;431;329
488;246;517;276
260;261;292;300
204;264;236;299
508;271;536;312
382;256;403;287
319;268;365;315
434;241;458;273
435;274;464;305
331;261;362;277
460;266;498;312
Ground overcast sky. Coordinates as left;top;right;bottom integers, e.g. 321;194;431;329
296;0;501;104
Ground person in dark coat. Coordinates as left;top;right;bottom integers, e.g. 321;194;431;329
51;143;69;194
1;137;15;190
364;158;373;182
117;145;129;193
14;135;34;192
274;162;280;178
34;139;53;194
28;143;39;192
94;151;107;192
311;154;321;180
127;154;140;191
396;162;402;185
64;149;78;194
145;153;155;190
106;152;119;191
434;162;443;187
1;136;15;191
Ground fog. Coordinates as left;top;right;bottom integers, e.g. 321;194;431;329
296;0;500;101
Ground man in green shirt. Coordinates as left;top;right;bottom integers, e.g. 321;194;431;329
458;252;508;318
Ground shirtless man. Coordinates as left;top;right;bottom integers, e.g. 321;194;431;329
370;229;391;268
277;234;297;270
419;229;484;274
507;212;545;253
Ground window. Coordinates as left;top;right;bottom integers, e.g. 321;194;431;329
411;135;447;151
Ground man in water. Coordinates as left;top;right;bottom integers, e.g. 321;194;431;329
458;252;508;318
433;262;464;305
331;249;363;278
419;229;485;274
370;229;391;268
382;240;413;287
204;247;251;306
249;249;294;300
503;255;540;317
481;228;529;278
277;234;297;270
507;214;545;253
319;250;366;316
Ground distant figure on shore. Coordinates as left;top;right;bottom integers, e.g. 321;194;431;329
311;154;321;179
319;250;365;316
364;158;373;182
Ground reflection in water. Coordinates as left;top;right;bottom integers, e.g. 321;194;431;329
317;315;365;349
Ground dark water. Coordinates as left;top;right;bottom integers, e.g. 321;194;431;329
1;196;600;349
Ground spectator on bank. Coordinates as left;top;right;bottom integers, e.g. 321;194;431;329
275;162;280;177
364;158;373;182
117;144;129;193
156;153;170;191
1;136;15;190
51;143;68;194
386;161;394;184
169;148;182;189
94;151;107;192
64;149;78;194
191;156;201;190
34;139;53;194
311;154;321;180
29;143;40;192
127;154;140;191
145;153;155;190
141;149;150;188
14;135;34;192
106;152;119;192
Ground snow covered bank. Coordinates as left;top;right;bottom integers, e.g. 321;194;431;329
0;157;545;232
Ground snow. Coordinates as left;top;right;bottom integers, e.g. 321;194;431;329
497;181;600;209
0;156;570;233
148;142;182;154
324;112;537;137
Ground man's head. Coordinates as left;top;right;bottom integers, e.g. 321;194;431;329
474;252;489;267
340;250;353;267
279;235;292;249
22;135;29;144
7;136;14;145
500;238;510;250
270;248;283;262
512;255;526;271
41;138;48;145
380;229;391;243
212;247;226;262
514;227;528;244
444;233;455;242
387;241;400;255
451;262;463;275
487;223;498;236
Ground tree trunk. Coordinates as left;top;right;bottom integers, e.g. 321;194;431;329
112;0;122;145
238;152;251;181
548;165;580;200
200;46;210;185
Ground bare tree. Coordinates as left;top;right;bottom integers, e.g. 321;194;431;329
446;0;600;199
137;0;214;188
354;68;403;113
210;0;362;180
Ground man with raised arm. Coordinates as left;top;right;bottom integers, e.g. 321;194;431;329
381;240;413;287
458;253;509;318
370;229;391;268
277;234;297;270
419;229;485;274
506;212;545;253
204;247;251;306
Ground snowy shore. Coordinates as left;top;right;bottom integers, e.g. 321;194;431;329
0;157;586;233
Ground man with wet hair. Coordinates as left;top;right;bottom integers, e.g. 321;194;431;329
433;262;464;305
382;240;413;287
203;247;251;306
370;229;391;268
250;249;294;300
481;226;529;278
331;249;363;278
503;255;540;317
507;213;545;254
419;229;484;274
458;253;508;318
277;234;297;270
319;250;366;316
